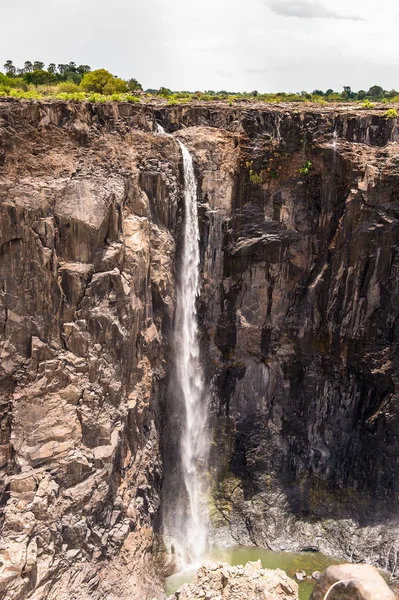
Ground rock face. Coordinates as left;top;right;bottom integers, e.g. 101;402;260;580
0;100;181;599
310;563;396;599
167;561;298;600
0;99;398;598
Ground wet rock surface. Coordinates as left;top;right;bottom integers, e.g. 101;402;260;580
167;560;298;600
0;99;398;597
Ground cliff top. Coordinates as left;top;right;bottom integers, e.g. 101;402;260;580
0;96;398;117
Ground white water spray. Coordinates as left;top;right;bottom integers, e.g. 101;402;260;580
175;139;209;561
158;123;209;563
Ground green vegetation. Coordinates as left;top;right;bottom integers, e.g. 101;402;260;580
362;99;375;109
384;108;398;119
0;59;142;102
80;69;127;93
0;62;398;105
299;160;312;176
247;161;263;185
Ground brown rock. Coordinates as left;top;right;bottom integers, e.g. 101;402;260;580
168;561;298;600
310;564;396;600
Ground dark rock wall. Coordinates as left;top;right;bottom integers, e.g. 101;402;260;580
177;109;399;571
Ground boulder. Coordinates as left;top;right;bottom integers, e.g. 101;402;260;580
310;563;396;600
168;560;298;600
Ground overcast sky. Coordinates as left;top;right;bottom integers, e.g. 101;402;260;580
1;0;398;92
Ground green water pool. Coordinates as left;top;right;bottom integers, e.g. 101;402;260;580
165;546;344;600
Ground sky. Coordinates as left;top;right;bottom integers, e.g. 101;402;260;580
1;0;398;92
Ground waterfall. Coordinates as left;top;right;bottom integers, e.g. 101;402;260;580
175;140;209;561
158;123;209;564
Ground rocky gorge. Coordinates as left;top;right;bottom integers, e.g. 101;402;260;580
0;98;398;599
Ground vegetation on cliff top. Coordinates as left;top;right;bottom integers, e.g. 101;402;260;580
1;59;399;105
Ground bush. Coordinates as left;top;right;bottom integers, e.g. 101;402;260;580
125;95;140;103
0;73;26;90
56;81;81;93
81;69;127;94
9;89;42;100
127;78;142;91
299;160;312;176
103;77;127;94
23;70;57;85
109;93;124;102
384;108;397;119
158;87;172;97
362;99;375;109
87;92;108;103
55;92;86;101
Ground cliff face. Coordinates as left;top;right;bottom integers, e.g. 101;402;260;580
0;100;398;599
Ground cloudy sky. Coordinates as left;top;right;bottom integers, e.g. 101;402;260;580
1;0;398;92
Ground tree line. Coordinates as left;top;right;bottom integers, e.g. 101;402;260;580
2;60;142;92
1;60;398;102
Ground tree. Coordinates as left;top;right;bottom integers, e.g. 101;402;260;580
3;60;16;76
342;86;353;99
33;61;45;71
77;64;91;75
158;87;172;97
57;64;68;76
80;69;127;93
47;63;57;74
23;70;57;85
127;78;142;91
103;77;127;94
24;61;33;73
312;89;324;96
358;90;366;99
325;89;334;95
368;85;384;98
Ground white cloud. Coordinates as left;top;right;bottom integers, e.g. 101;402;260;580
263;0;365;20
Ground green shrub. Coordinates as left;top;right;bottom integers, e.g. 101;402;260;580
299;160;312;176
125;95;140;103
9;89;42;99
86;92;108;103
56;81;81;93
127;78;142;91
81;69;126;94
158;87;172;97
362;99;374;109
55;92;86;101
23;70;57;85
108;93;123;101
384;108;397;119
103;77;127;94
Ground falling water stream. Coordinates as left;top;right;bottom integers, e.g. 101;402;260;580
174;139;209;561
158;124;209;565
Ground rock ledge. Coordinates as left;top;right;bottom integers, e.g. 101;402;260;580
167;560;298;599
